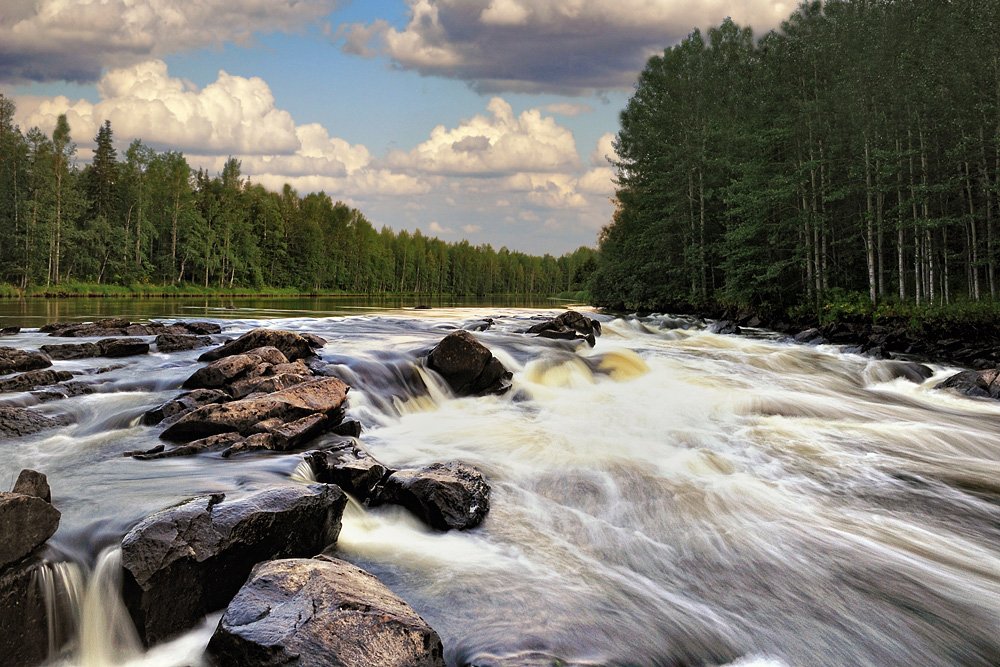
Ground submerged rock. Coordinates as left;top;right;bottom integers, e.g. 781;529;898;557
0;347;51;375
427;330;511;396
381;461;490;531
207;556;445;667
120;484;347;646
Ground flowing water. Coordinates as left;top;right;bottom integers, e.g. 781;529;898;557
2;307;1000;666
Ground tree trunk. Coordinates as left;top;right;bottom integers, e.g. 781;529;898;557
864;135;877;305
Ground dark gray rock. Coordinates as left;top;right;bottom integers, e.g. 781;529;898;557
382;461;490;531
97;338;150;358
0;406;71;438
427;330;511;396
0;327;20;336
881;361;934;384
794;328;824;344
306;444;390;502
524;310;601;346
0;347;51;375
161;377;349;442
207;556;445;667
12;469;51;503
120;484;347;646
142;388;230;426
0;557;50;667
199;328;320;363
39;342;100;359
936;367;1000;399
709;320;741;335
0;492;60;569
154;334;212;353
31;380;96;403
180;321;223;336
0;369;73;393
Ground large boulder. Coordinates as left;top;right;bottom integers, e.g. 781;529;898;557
0;483;60;569
381;461;490;531
39;342;100;360
207;556;445;667
524;311;602;346
161;377;349;442
426;330;511;396
936;367;1000;399
0;369;73;393
0;347;51;375
0;557;50;667
120;484;347;646
0;406;71;438
199;328;324;363
182;354;262;390
97;338;150;358
306;444;391;502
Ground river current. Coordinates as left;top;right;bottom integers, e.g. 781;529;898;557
2;307;999;666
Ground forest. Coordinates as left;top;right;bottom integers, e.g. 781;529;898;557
593;0;1000;315
0;96;595;297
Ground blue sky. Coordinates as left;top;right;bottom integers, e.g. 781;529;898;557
1;0;794;255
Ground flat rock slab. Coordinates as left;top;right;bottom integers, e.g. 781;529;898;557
0;492;60;569
141;388;230;426
382;461;490;531
40;342;100;360
155;334;212;353
0;406;71;438
97;338;150;358
121;484;346;646
0;369;73;393
0;348;51;375
207;557;445;667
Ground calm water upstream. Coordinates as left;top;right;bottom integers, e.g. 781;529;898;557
1;304;999;666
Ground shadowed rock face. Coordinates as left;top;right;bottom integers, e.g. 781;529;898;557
120;484;347;646
381;461;491;531
0;557;50;667
936;367;1000;399
427;330;512;396
207;556;445;667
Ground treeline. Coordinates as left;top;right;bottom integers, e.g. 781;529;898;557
0;96;595;296
594;0;1000;313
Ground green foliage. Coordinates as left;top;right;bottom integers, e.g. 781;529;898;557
595;0;1000;316
0;94;596;299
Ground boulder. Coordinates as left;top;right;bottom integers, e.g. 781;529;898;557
0;326;20;335
97;338;150;358
0;347;51;375
381;461;490;531
32;380;96;403
228;372;309;400
306;444;391;502
39;342;100;360
141;388;230;426
0;406;71;438
161;377;349;442
12;469;51;503
120;484;347;646
155;334;212;353
0;491;60;569
881;361;933;384
793;328;824;344
206;557;445;667
936;367;1000;399
0;557;50;667
524;311;601;346
426;330;512;396
179;321;223;336
0;369;73;393
182;354;261;390
199;328;323;363
709;320;741;336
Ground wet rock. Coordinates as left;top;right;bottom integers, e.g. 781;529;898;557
120;484;347;646
228;372;308;400
207;556;445;667
427;330;512;396
0;557;50;667
0;369;73;393
936;367;1000;399
155;334;212;353
882;361;934;384
0;406;71;438
199;328;322;363
0;347;51;375
306;444;390;501
39;342;100;359
794;328;824;344
0;491;60;569
180;321;223;336
97;338;150;358
141;388;230;426
0;326;20;336
130;432;244;459
464;318;495;332
709;320;741;335
524;310;601;346
161;377;349;442
268;413;331;451
13;469;51;503
182;354;260;390
382;461;490;531
31;380;95;403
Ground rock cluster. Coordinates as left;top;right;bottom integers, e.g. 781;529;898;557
39;318;220;338
0;470;61;667
524;310;602;346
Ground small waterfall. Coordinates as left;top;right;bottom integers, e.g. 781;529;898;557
76;547;142;667
34;559;85;659
290;459;318;483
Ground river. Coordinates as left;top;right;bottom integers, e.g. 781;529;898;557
2;306;999;666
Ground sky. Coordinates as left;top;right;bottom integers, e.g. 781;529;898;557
1;0;796;255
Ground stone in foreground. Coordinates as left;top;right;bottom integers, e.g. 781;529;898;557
120;484;346;646
382;461;490;531
207;557;445;667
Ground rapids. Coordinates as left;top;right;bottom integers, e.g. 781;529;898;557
2;308;1000;666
